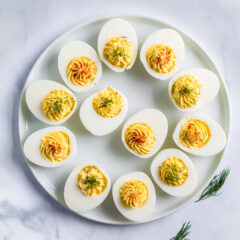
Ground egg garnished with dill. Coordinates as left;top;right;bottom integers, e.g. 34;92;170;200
151;148;197;197
80;86;128;136
169;68;220;111
64;163;111;212
26;80;77;125
98;18;138;72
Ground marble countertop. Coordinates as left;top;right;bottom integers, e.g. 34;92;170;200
1;0;239;239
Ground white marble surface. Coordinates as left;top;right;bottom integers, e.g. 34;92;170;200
1;0;239;239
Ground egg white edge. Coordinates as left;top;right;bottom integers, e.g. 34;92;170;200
98;18;138;73
112;171;156;222
168;68;220;112
173;115;227;156
121;108;168;159
25;80;77;125
150;148;198;197
58;41;102;93
140;28;185;80
23;126;77;168
64;162;111;213
79;86;128;136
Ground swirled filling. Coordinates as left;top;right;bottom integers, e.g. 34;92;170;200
172;74;202;109
77;165;108;196
125;122;155;155
103;37;133;69
159;157;188;186
146;44;176;74
92;87;123;118
40;131;70;162
120;180;148;208
179;119;211;149
66;57;97;87
42;90;75;121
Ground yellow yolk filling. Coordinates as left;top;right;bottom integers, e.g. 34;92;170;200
92;87;123;118
125;122;155;155
77;165;108;196
120;180;148;208
42;89;75;121
179;119;211;149
66;57;97;87
172;74;202;109
103;37;133;69
40;131;70;162
159;157;188;186
146;44;176;74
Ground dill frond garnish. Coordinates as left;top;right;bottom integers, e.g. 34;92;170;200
84;176;100;189
48;97;75;113
112;48;125;59
170;221;191;240
179;87;194;95
195;168;230;202
99;99;113;108
51;99;63;113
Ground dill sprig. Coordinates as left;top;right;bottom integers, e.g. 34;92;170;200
165;164;181;185
170;221;191;240
179;87;194;95
112;48;125;59
84;176;100;189
196;168;230;202
51;99;63;113
99;99;113;108
47;97;75;113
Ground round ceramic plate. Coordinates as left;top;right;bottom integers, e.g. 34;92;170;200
18;16;231;225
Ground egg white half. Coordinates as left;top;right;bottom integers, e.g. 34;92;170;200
112;172;156;222
122;108;168;158
23;126;77;167
140;28;185;80
58;41;102;92
64;163;111;213
173;115;227;156
25;80;77;125
168;68;220;112
151;148;197;197
98;18;138;72
79;86;128;136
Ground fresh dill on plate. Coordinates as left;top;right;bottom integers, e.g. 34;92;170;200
170;221;191;240
195;168;230;202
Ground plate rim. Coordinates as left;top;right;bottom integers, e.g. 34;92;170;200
18;14;232;225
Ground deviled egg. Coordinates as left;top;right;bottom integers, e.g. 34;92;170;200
140;29;185;80
169;68;220;111
26;80;77;125
112;172;156;221
98;18;138;72
58;41;102;92
80;86;128;136
64;163;111;212
23;126;77;167
122;109;168;158
151;148;197;197
173;115;226;156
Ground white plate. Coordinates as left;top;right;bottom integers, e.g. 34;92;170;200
18;16;231;225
